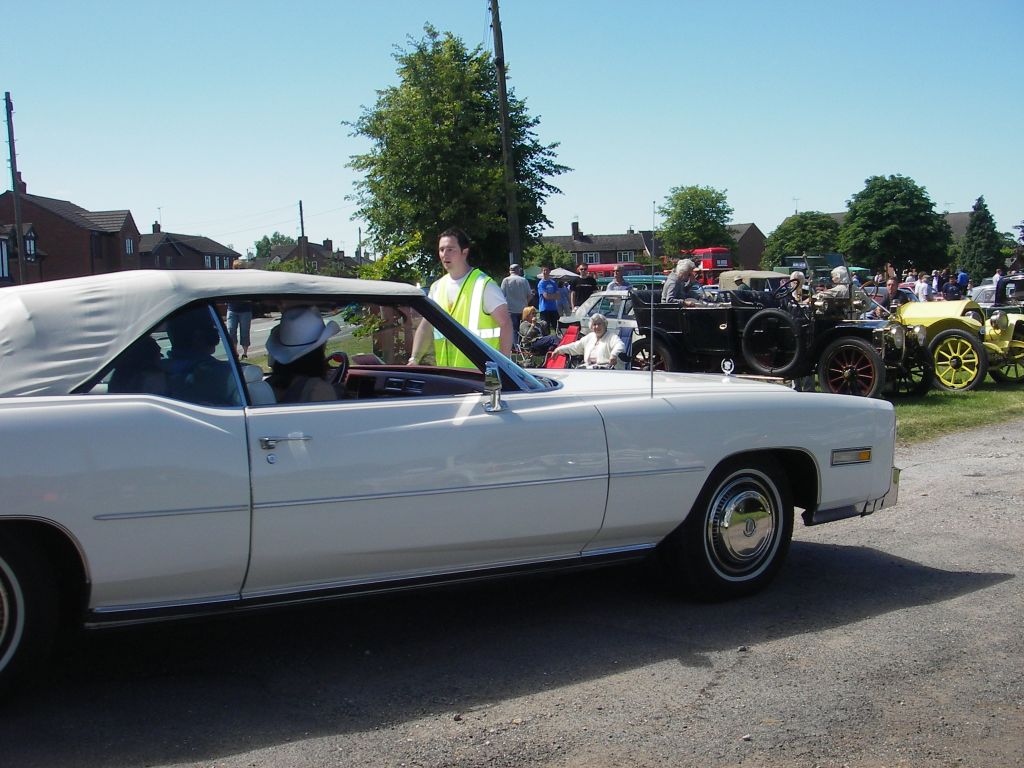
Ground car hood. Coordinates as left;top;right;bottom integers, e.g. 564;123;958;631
534;368;797;397
895;299;982;323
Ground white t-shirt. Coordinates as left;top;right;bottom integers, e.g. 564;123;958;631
442;271;507;315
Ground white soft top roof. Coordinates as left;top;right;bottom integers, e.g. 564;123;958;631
0;270;423;397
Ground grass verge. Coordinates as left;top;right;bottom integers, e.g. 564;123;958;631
894;379;1024;446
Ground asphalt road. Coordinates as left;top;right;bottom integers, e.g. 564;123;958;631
2;419;1022;768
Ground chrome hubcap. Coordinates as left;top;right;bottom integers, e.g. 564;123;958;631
705;476;778;578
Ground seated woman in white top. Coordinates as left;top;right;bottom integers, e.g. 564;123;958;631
552;313;625;369
266;306;341;403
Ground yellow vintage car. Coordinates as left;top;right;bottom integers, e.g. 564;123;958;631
892;298;1024;390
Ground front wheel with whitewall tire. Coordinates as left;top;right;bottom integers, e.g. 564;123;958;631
660;457;794;601
0;532;60;696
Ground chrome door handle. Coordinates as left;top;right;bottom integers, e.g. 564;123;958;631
259;435;312;450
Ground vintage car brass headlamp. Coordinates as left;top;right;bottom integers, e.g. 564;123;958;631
990;310;1009;331
913;325;927;346
887;322;906;349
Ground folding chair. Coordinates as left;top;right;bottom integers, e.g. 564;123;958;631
542;325;580;369
616;327;634;370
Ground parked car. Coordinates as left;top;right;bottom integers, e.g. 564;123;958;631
971;274;1024;316
717;270;788;294
632;263;934;398
0;270;900;692
892;296;1024;390
558;290;637;335
596;273;667;291
863;285;920;307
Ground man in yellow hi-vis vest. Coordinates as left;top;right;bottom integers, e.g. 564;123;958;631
408;228;513;368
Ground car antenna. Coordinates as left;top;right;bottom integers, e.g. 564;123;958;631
650;201;657;398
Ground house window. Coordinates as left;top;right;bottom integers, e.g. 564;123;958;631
0;240;8;278
125;238;134;255
582;252;599;264
204;254;212;269
25;237;36;257
616;251;635;262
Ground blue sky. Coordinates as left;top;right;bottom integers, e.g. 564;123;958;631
4;0;1020;258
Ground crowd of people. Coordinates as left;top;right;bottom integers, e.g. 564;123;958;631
256;229;1013;386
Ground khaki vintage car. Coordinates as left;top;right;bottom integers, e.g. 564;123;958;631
892;298;1024;390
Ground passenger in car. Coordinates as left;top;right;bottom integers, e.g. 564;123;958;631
266;306;341;403
661;259;705;306
164;306;238;405
108;336;166;395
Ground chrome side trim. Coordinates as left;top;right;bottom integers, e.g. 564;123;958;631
94;504;249;521
581;542;658;558
610;464;704;479
251;475;607;511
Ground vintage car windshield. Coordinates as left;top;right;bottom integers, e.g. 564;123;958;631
78;292;546;405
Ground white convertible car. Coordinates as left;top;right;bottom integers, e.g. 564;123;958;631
0;270;899;691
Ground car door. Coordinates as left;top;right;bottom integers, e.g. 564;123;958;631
243;387;609;596
68;304;252;611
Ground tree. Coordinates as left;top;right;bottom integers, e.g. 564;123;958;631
959;196;1005;282
522;241;573;270
761;212;840;270
837;175;951;273
254;231;296;262
346;25;569;281
656;185;735;258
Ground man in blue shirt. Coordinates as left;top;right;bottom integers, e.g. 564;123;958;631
537;265;561;330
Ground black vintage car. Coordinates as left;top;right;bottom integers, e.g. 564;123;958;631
630;275;933;398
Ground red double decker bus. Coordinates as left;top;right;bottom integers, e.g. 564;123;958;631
584;262;645;278
686;247;733;285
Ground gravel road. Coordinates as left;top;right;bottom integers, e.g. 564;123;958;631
3;418;1022;768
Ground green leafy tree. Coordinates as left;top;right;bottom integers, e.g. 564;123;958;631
656;185;735;258
346;25;569;281
357;235;426;285
761;212;840;270
838;175;951;273
254;231;297;262
522;241;573;270
959;196;1006;282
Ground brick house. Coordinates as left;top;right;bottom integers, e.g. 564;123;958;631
139;222;241;270
0;175;140;286
541;221;663;267
728;223;767;269
258;236;356;275
541;220;766;270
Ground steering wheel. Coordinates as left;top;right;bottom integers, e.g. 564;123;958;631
857;280;891;317
328;351;349;385
774;277;801;299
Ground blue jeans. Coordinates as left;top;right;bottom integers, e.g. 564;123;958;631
227;309;252;353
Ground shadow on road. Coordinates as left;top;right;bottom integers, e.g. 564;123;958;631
2;541;1012;767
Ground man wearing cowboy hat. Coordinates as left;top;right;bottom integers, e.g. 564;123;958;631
266;306;341;402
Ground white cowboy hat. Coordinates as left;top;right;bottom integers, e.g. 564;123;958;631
266;306;340;364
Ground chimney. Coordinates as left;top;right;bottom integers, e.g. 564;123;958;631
626;225;635;234
323;238;332;252
15;171;26;194
571;220;581;239
152;221;161;233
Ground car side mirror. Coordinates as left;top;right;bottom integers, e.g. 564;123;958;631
483;361;505;412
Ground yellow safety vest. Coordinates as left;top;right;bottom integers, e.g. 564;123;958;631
429;268;502;368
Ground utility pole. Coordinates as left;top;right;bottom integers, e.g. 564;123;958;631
490;0;521;267
5;92;26;284
298;200;307;271
357;226;362;265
